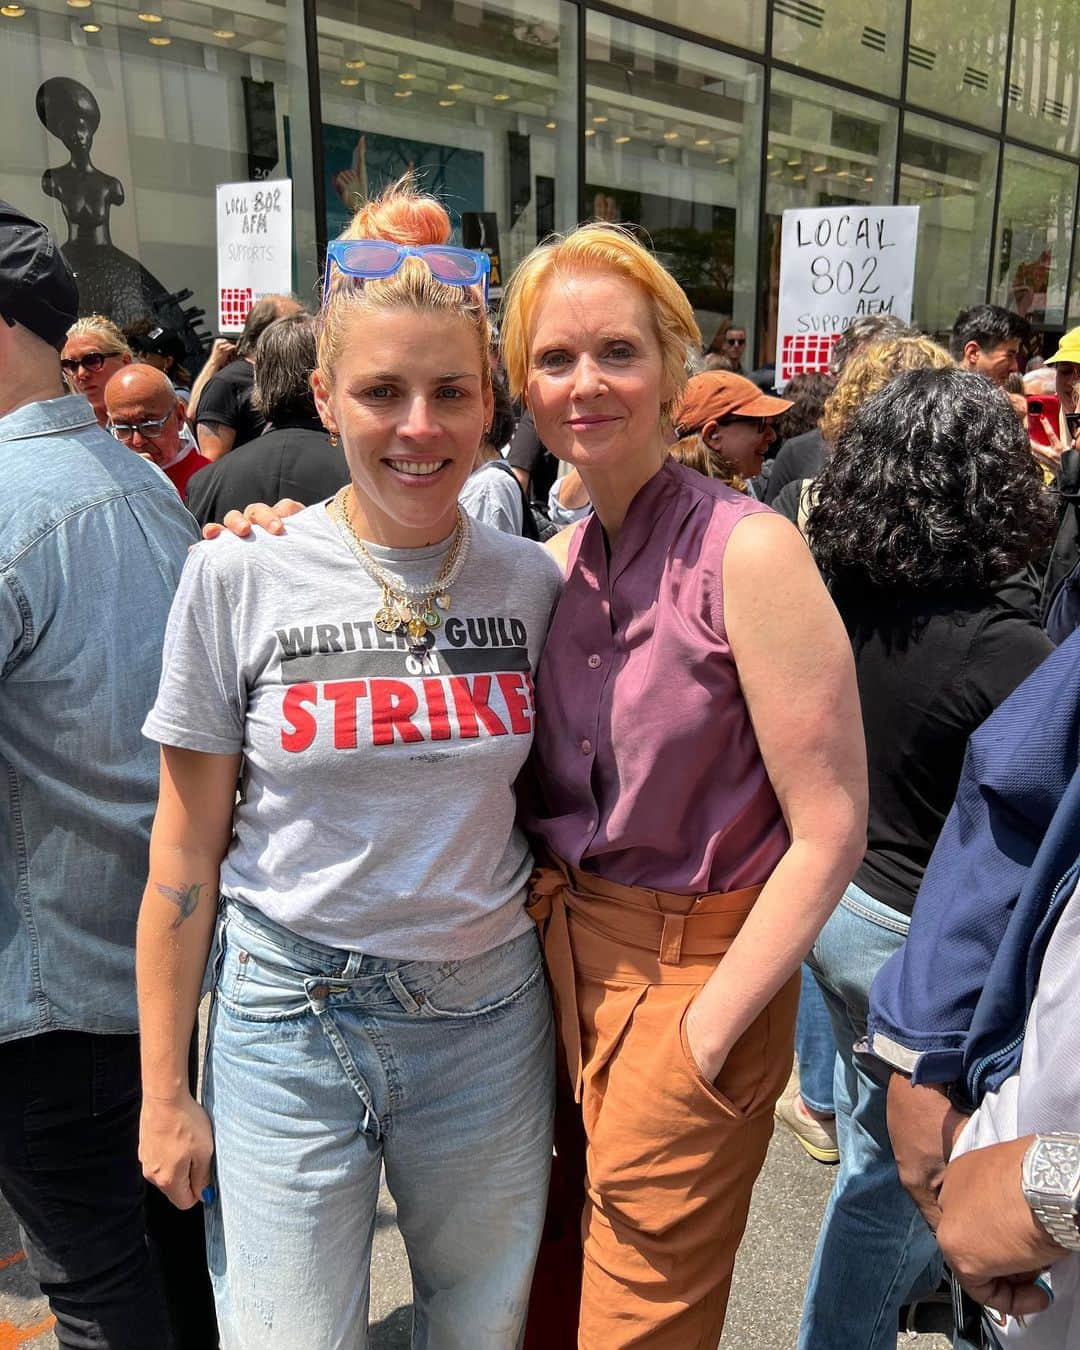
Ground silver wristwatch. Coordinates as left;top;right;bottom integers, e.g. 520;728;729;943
1022;1133;1080;1251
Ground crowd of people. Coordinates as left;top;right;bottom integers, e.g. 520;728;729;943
4;175;1080;1350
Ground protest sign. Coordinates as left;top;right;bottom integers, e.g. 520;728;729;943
775;205;919;387
216;180;293;332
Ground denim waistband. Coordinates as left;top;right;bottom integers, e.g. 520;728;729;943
220;896;535;980
839;881;912;937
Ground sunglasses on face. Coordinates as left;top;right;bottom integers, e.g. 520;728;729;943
108;411;175;441
322;240;491;307
61;352;111;375
721;415;769;433
724;336;747;347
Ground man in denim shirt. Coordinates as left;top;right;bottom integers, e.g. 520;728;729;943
0;203;211;1347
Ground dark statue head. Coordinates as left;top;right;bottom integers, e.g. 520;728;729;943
36;77;100;156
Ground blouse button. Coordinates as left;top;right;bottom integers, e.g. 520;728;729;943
581;739;593;755
587;654;602;669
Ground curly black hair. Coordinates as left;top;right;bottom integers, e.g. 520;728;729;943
807;367;1055;595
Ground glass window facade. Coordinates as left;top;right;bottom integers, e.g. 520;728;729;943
314;0;578;288
899;113;999;334
760;72;897;364
1;0;314;365
991;143;1077;328
6;0;1080;374
906;0;1010;132
1009;0;1080;156
585;12;763;356
771;0;902;98
603;0;766;53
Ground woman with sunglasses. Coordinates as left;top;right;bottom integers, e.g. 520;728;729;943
671;369;790;494
61;314;132;426
705;316;748;372
136;177;560;1349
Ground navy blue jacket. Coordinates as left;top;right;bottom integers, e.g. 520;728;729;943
866;627;1080;1112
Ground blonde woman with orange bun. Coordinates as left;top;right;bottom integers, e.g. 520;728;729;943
498;225;868;1348
135;179;561;1349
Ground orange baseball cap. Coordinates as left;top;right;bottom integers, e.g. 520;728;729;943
673;371;791;438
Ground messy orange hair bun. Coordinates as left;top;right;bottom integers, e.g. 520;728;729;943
345;172;451;246
316;172;491;391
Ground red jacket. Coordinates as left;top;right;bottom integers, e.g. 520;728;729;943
164;443;211;501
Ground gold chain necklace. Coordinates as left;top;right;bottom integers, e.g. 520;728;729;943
329;486;471;652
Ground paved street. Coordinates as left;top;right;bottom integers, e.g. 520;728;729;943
0;1121;950;1349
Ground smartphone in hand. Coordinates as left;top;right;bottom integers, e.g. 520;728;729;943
1028;394;1061;447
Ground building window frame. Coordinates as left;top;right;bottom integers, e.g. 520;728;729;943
301;0;1080;340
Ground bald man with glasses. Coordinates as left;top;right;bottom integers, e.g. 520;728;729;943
105;365;210;500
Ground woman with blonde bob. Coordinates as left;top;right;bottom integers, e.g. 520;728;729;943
61;313;132;426
135;178;562;1349
501;224;868;1346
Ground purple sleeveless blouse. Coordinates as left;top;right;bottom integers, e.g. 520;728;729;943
525;458;790;894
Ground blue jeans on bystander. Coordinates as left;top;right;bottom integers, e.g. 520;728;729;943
796;963;836;1115
797;883;942;1350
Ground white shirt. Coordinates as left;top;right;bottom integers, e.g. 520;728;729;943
952;874;1080;1346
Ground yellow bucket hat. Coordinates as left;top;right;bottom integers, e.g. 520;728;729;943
1046;327;1080;364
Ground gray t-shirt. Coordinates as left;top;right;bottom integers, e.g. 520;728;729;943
459;460;524;535
143;503;563;959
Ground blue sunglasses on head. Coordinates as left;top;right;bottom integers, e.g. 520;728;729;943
322;240;491;306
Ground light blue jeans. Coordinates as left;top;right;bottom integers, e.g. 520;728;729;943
203;901;554;1350
796;963;837;1115
797;883;942;1350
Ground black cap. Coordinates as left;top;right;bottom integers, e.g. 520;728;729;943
129;324;185;364
0;200;78;351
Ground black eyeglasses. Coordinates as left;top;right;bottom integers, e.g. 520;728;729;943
721;415;769;433
108;411;175;442
61;352;111;375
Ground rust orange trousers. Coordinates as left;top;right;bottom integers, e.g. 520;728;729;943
524;856;799;1350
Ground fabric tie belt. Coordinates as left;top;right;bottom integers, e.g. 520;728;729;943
526;854;762;1102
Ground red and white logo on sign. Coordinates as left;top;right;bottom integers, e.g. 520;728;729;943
781;333;839;380
219;287;254;330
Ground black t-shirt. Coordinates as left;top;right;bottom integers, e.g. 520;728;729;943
184;419;347;527
764;428;826;505
839;589;1053;916
196;359;266;450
